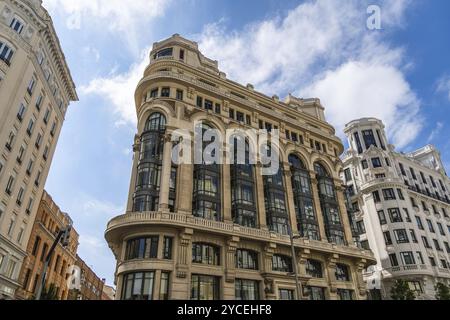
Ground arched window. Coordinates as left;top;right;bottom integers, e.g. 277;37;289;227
263;145;289;235
133;112;176;212
289;155;320;240
231;136;257;228
314;163;346;245
193;124;221;221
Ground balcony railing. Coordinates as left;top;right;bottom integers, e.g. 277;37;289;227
406;184;450;205
106;211;376;261
383;264;428;274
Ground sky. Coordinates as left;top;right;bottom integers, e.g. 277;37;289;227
41;0;450;286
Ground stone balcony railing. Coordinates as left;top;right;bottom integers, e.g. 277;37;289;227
105;211;376;262
360;177;404;192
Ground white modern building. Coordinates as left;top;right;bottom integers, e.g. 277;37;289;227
0;0;77;299
342;118;450;300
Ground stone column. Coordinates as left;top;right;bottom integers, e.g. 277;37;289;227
263;242;277;300
222;162;232;223
326;254;339;300
283;162;299;234
225;236;239;283
177;133;194;215
334;180;354;246
159;133;173;212
176;228;193;279
309;171;327;241
255;163;268;229
127;134;141;212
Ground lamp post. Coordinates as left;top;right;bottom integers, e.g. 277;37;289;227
287;218;302;300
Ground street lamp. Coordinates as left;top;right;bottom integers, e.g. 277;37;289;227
287;218;302;300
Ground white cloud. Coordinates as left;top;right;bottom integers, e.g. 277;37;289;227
427;122;444;143
437;74;450;101
195;0;421;148
80;47;151;126
43;0;171;53
81;197;124;218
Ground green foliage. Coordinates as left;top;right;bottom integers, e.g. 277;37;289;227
390;279;415;300
435;283;450;300
40;284;59;300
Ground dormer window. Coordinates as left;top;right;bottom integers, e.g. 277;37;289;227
10;17;24;34
154;48;173;59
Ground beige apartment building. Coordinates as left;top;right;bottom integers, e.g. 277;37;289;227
105;34;376;300
15;190;79;300
0;0;77;299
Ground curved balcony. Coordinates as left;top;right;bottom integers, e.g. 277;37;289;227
105;211;376;263
382;264;436;278
360;177;404;193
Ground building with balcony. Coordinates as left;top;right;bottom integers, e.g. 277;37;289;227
0;0;78;299
14;190;79;300
104;34;376;301
342;118;450;300
68;255;105;301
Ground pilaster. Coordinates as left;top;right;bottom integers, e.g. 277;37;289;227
309;171;327;241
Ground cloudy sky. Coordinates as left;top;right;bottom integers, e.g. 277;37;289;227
41;0;450;286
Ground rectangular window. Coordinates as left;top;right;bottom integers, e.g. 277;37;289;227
362;160;368;170
410;197;418;208
10;17;24;33
245;114;251;125
420;172;427;184
385;157;391;166
433;239;442;251
429;257;436;267
422;236;431;249
353;132;363;154
389;208;403;223
362;130;377;149
235;279;260;300
397;189;405;200
384;231;393;245
43;108;51;124
17;103;26;121
372;157;382;168
410;229;418;243
27;77;36;95
176;89;183;101
399;163;406;176
229;108;235;119
383;188;396;200
400;252;415;265
150;88;158;98
160;272;170;300
278;289;295;300
416;216;424;230
236;111;244;123
214;103;221;114
179;49;185;60
344;169;352;182
427;219;435;233
378;210;387;225
373;191;381;203
204;99;213;111
161;87;170;97
416;252;424;265
190;275;219;300
16;187;25;206
437;223;445;236
163;237;173;260
5;175;15;195
394;229;409;244
410;167;417;180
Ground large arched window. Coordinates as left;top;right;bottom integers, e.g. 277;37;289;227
133;112;176;212
314;163;346;245
263;145;289;235
231;136;257;228
289;155;320;240
193;124;221;221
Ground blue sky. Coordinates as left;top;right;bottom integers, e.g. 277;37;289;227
41;0;450;286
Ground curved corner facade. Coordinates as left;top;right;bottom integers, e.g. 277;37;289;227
342;118;450;299
105;34;376;301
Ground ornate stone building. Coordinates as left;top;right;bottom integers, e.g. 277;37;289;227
15;190;79;300
105;34;376;300
68;255;105;301
342;118;450;299
0;0;77;298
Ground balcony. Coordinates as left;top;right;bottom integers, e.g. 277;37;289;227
360;177;403;192
105;211;376;263
383;264;431;276
406;184;450;205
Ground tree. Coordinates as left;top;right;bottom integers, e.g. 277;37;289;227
40;284;59;300
435;283;450;300
390;280;415;300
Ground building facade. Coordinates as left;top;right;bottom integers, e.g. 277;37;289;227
68;255;105;300
105;34;376;301
0;0;77;298
342;118;450;300
101;284;116;300
14;190;79;300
